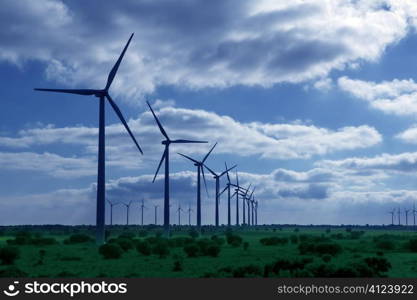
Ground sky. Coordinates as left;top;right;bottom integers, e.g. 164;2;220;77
2;0;417;226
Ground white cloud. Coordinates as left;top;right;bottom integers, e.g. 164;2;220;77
1;0;417;100
396;125;417;144
338;76;417;116
0;106;382;178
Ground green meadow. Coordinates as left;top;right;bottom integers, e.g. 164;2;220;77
0;226;416;278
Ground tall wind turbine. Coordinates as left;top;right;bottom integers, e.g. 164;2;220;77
238;184;251;225
405;209;410;226
218;162;236;226
247;187;255;226
398;206;401;226
205;162;236;227
389;209;395;226
122;200;133;226
140;198;147;226
107;200;120;226
147;101;207;235
178;143;216;230
413;202;416;227
254;198;258;225
35;34;143;244
177;204;184;226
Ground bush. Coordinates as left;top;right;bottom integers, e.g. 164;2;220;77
271;258;313;275
170;237;193;247
0;267;27;277
260;237;288;246
136;241;152;256
138;230;148;237
0;246;19;265
206;244;221;257
375;239;395;251
364;257;391;276
31;237;57;246
226;233;242;247
211;235;225;246
233;265;262;278
183;244;199;257
99;244;123;259
118;232;135;240
407;238;417;252
299;242;342;256
64;234;93;244
116;238;134;252
152;240;170;258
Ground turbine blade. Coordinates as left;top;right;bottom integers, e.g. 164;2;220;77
153;148;167;183
177;153;199;164
225;162;231;183
171;139;207;143
202;142;217;163
106;95;143;154
34;88;99;95
204;164;217;176
219;164;237;177
146;101;169;140
106;33;134;90
201;166;209;197
219;185;228;196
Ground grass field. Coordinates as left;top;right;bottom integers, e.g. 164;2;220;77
0;225;416;277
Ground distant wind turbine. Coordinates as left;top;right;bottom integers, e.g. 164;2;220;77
122;200;133;226
178;143;216;230
247;187;255;226
254;198;258;225
187;205;193;226
398;207;401;226
107;200;121;226
405;209;410;226
35;33;143;244
177;204;184;226
389;209;395;226
413;202;416;227
147;101;207;235
140;198;147;226
205;161;236;227
154;205;159;225
218;162;236;226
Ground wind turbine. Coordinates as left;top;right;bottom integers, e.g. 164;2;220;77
405;209;410;226
154;205;159;225
237;184;251;225
251;195;255;226
205;162;236;227
398;207;401;226
413;202;416;227
254;198;258;225
218;162;236;226
187;205;193;226
140;198;147;226
107;200;121;226
389;209;395;226
177;204;184;226
122;200;133;226
246;187;255;226
147;101;207;235
178;143;216;230
35;33;143;245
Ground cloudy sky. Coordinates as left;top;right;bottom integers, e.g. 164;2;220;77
2;0;417;226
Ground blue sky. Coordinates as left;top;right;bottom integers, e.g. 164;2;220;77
2;0;417;225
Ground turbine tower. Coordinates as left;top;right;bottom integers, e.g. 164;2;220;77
154;205;158;225
413;202;417;226
205;162;236;227
147;101;207;235
140;198;146;226
405;209;410;226
107;200;120;226
35;34;143;244
389;209;395;226
247;187;255;226
254;198;258;225
218;162;236;226
238;184;251;225
122;200;133;226
187;205;193;226
398;207;401;226
178;143;216;230
177;204;184;226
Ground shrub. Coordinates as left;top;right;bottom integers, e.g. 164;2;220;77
206;244;221;257
116;238;134;252
152;240;170;258
271;258;313;275
172;260;183;272
31;237;57;246
138;230;148;237
99;244;123;259
183;244;199;258
375;239;395;251
136;241;152;256
349;231;365;240
243;242;249;251
0;246;19;265
299;242;342;256
64;234;93;244
407;239;417;252
170;237;193;247
211;235;225;246
233;265;262;278
119;232;135;240
0;267;27;277
260;237;288;246
226;233;242;247
364;257;391;276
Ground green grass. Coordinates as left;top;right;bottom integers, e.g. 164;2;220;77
0;226;417;277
